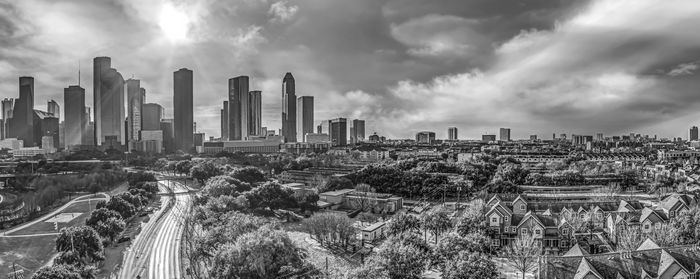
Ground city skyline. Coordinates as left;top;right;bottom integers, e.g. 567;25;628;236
2;1;700;140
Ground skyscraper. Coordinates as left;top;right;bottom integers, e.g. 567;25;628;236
499;128;511;141
47;100;60;118
249;90;262;136
281;72;296;143
94;57;125;149
691;126;699;141
126;79;143;142
350;119;365;144
329;118;347;146
227;76;249;140
14;77;35;146
296;96;313;142
448;127;458;140
174;68;193;152
2;98;13;139
221;100;228;140
416;131;436;144
142;103;163;131
64;85;85;148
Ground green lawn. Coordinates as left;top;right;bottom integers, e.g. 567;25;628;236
8;201;98;236
0;234;57;277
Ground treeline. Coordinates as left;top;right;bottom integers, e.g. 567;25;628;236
31;171;159;279
26;170;127;214
184;166;322;278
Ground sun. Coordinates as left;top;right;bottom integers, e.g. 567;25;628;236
158;4;190;43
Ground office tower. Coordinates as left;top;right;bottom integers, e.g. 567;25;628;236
530;135;538;140
160;119;174;152
281;72;296;142
227;76;249;140
329;118;347;146
1;98;13;139
13;77;35;146
296;96;313;142
94;57;125;149
64;85;85;148
416;131;436;144
249;90;262;136
350;119;365;144
691;126;699;141
317;124;322;134
127;79;143;142
174;68;193;152
142;103;163;131
221;101;228;140
47;100;60;118
82;107;94;146
499;128;511;141
448;127;458;141
596;133;604;141
482;134;496;142
33;110;59;149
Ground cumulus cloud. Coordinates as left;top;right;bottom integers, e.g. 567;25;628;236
268;1;299;23
390;14;484;58
668;62;699;77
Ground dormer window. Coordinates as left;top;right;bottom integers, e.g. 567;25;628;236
670;211;675;218
504;216;509;223
535;229;541;235
492;217;497;223
520;204;526;210
562;228;569;235
521;228;527;235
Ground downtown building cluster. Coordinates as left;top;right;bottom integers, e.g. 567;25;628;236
1;56;196;156
207;72;367;154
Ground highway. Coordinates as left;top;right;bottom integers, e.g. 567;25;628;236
119;178;191;279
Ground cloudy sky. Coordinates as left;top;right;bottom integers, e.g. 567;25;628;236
2;0;700;140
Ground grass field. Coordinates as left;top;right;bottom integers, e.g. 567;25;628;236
7;201;98;236
0;234;57;276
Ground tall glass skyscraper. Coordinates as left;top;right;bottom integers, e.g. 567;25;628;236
227;76;249;140
281;72;296;142
14;77;35;146
64;85;85;148
174;68;193;152
126;78;143;142
94;57;125;149
296;96;313;142
248;90;262;136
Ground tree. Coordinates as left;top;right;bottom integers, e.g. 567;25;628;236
433;232;490;269
491;163;529;185
244;182;297;210
615;225;645;252
442;251;498;279
176;160;193;175
229;166;266;184
502;233;541;279
455;200;487;235
103;196;136;219
619;170;639;191
127;171;156;186
85;208;121;228
94;217;126;243
359;234;429;279
200;175;251;200
352;183;377;212
56;226;104;264
113;192;144;210
420;206;452;244
32;265;81;279
386;213;421;236
190;160;223;184
319;176;353;192
296;191;320;213
209;226;310;279
669;205;700;244
302;212;355;247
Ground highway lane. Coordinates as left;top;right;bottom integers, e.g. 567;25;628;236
119;178;192;279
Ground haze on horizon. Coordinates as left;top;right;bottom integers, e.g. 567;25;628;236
1;0;700;140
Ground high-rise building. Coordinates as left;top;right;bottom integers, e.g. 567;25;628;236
174;68;193;152
281;72;296;143
296;96;313;142
416;131;436;144
227;76;249;140
482;134;496;142
448;127;458;141
13;77;35;146
249;90;262;136
93;57;125;149
47;100;60;118
82;107;94;146
160;118;175;153
33;110;59;149
142;103;163;131
530;135;538;141
2;98;13;139
350;119;365;144
690;126;699;141
329;118;347;146
221;101;228;140
126;79;143;143
64;85;85;148
499;128;511;141
596;133;604;141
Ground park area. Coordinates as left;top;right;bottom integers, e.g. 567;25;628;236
0;197;101;276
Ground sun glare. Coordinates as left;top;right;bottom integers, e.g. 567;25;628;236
158;4;190;43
